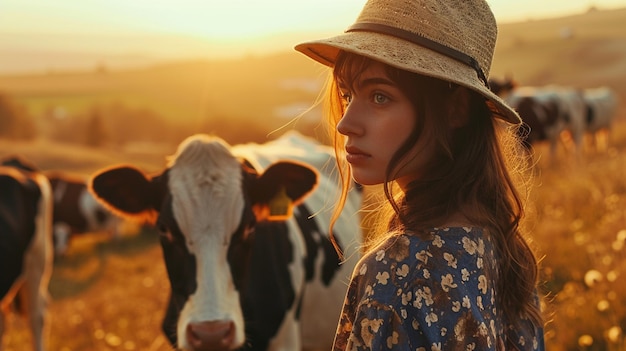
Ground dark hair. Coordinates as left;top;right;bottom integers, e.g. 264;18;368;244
326;51;542;333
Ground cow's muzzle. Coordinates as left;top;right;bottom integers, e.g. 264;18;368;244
186;320;236;351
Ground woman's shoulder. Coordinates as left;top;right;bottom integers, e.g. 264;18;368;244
393;226;488;249
353;226;497;304
362;226;491;267
425;226;485;237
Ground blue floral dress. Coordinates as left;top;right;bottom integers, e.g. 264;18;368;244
332;227;545;351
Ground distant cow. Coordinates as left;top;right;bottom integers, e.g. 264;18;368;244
0;156;53;351
583;86;619;152
45;172;121;256
488;76;516;98
489;78;586;157
89;132;363;351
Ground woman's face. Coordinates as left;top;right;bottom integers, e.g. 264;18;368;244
336;62;436;189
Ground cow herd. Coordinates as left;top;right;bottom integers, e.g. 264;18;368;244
489;77;620;158
1;131;364;351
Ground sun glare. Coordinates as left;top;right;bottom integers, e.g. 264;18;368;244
3;0;626;39
1;0;626;72
0;0;364;38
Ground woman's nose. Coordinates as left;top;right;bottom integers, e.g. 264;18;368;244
337;103;363;136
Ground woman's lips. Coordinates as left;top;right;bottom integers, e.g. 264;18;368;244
345;146;370;164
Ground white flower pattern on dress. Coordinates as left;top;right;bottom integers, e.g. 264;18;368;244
461;268;470;281
440;273;458;292
359;263;368;276
332;227;544;351
376;271;390;285
444;252;457;268
397;264;410;278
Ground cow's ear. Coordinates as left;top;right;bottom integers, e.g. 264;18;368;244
89;166;162;224
261;161;318;204
249;161;318;221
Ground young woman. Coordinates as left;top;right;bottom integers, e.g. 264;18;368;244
295;0;545;350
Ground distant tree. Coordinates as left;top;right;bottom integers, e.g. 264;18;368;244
85;109;108;147
0;94;18;137
45;101;189;148
0;92;36;140
197;114;275;145
96;62;108;74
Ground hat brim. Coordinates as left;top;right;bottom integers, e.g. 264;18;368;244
295;31;521;125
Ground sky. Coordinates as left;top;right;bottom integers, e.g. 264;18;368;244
2;0;626;38
1;0;626;73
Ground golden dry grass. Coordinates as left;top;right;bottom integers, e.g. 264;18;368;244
5;121;626;351
527;118;626;350
2;229;173;351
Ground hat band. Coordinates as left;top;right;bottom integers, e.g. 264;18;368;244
347;22;490;88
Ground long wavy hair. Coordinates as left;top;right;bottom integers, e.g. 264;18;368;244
325;51;543;332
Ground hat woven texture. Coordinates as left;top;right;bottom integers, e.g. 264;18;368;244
295;0;521;124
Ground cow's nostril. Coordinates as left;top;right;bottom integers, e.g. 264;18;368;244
186;320;235;351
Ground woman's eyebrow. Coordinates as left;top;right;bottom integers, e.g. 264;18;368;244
337;76;395;91
358;77;396;88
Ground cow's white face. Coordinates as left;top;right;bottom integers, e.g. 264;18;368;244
166;137;247;349
89;134;320;351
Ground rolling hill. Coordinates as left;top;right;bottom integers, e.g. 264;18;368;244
0;7;624;136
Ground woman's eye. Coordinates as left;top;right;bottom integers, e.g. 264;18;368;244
373;93;389;104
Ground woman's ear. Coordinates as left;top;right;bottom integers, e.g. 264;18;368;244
447;87;471;128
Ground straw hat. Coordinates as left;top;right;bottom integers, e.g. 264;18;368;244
295;0;521;125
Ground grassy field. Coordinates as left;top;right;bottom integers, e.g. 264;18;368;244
530;119;626;350
2;228;173;351
1;119;624;351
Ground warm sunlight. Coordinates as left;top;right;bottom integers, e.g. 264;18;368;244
1;3;626;349
1;0;364;38
3;0;626;38
1;0;626;73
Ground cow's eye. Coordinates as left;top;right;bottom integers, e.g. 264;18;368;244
156;221;174;242
243;224;256;239
243;216;257;238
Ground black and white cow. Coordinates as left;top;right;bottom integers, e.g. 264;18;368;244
583;86;619;152
509;86;586;156
89;132;363;351
45;172;121;256
0;156;54;351
489;78;586;157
